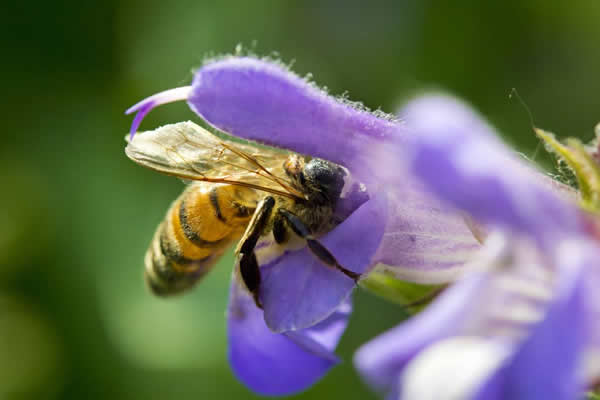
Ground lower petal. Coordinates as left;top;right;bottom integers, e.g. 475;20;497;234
400;337;510;400
227;281;347;396
355;233;556;396
260;248;354;333
260;195;387;333
475;240;588;399
354;274;484;393
582;245;600;382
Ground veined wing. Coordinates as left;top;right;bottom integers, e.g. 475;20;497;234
125;121;305;199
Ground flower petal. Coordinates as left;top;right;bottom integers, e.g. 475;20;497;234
297;298;352;351
395;260;584;400
259;248;354;333
186;57;399;173
322;193;388;274
400;337;510;400
260;195;387;332
401;94;584;244
399;250;585;400
125;86;192;139
581;241;600;381
474;239;588;400
227;281;347;396
355;233;554;396
354;273;484;393
371;177;481;284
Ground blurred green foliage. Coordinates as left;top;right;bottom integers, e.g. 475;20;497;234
1;1;599;398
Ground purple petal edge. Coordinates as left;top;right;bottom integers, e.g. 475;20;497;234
125;86;192;139
354;274;484;392
259;195;387;332
127;101;154;140
259;248;354;333
187;57;400;172
227;282;348;396
402;94;584;244
474;241;588;400
372;177;481;283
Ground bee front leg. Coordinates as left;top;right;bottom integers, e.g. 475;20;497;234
272;215;288;244
277;209;361;282
235;196;275;308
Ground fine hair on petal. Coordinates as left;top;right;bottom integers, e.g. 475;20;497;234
197;49;399;124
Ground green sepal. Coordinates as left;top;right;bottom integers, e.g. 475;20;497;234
359;271;444;314
585;391;600;400
535;128;600;213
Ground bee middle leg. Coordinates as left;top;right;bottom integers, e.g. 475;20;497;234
235;196;275;308
277;209;361;282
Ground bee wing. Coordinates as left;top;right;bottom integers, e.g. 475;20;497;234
125;121;305;199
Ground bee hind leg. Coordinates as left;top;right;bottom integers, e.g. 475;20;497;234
235;196;276;308
277;209;361;282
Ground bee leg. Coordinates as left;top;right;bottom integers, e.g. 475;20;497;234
272;216;288;244
277;209;361;282
236;196;276;308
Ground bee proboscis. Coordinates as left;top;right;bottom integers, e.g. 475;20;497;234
126;121;360;306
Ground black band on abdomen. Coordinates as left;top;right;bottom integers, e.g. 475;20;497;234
179;199;227;247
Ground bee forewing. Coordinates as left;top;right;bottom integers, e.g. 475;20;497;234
125;121;220;178
124;121;303;199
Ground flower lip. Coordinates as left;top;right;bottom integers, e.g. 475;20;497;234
258;192;388;333
227;281;350;396
125;86;192;140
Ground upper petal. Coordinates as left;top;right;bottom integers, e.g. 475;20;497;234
227;281;349;396
259;194;387;332
401;94;584;245
186;57;400;174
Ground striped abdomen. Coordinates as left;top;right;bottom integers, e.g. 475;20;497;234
145;182;257;296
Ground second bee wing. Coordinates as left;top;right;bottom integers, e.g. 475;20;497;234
125;121;304;199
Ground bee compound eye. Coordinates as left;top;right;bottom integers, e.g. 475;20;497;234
304;159;346;198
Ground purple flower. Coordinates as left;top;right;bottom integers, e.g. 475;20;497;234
354;94;600;400
126;57;482;395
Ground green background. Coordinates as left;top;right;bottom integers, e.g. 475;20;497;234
1;1;598;398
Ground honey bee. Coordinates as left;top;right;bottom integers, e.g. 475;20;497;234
126;121;360;307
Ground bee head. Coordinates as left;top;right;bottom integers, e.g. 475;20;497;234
284;155;346;203
303;159;346;203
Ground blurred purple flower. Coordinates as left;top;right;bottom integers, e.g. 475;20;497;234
126;57;481;395
355;95;600;400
